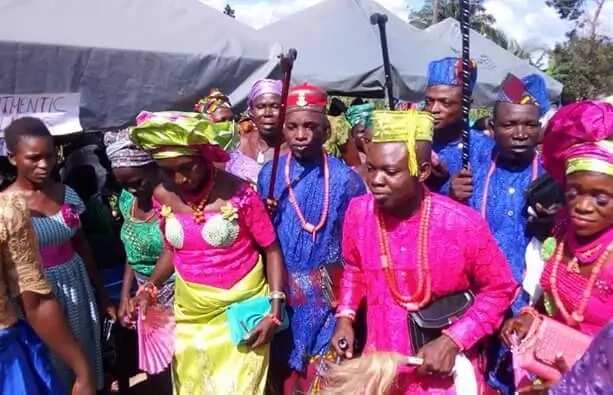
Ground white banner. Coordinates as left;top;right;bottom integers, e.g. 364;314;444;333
0;93;82;136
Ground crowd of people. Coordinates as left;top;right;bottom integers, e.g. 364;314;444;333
0;55;611;395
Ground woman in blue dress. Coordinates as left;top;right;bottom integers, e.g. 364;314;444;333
0;191;95;395
4;117;115;391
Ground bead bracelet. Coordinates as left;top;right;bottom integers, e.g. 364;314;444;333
269;291;286;301
136;281;158;303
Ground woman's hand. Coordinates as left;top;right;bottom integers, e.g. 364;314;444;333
245;316;278;349
100;297;117;321
118;296;135;328
501;313;535;347
71;368;96;395
129;292;153;322
416;334;460;376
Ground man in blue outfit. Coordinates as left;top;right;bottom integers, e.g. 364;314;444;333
451;73;550;306
424;57;491;194
257;83;365;393
449;73;551;394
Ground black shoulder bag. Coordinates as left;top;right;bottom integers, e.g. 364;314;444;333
408;291;474;354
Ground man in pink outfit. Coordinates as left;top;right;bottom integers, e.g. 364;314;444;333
331;109;517;394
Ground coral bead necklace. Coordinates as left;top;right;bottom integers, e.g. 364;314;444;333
285;151;330;240
549;240;612;326
187;167;217;224
375;193;433;311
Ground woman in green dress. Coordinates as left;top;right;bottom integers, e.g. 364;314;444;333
104;129;174;319
104;129;173;391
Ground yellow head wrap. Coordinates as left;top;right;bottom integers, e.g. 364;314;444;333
130;111;234;160
324;115;351;158
371;110;434;176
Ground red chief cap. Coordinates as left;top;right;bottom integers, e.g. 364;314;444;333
286;83;327;112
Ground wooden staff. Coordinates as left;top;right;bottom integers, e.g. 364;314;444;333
460;0;471;167
267;48;297;199
370;13;395;110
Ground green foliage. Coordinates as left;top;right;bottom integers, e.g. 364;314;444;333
223;4;236;18
548;35;613;100
409;0;530;60
545;0;586;20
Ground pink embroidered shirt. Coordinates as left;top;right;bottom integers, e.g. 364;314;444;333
161;185;276;289
339;193;517;394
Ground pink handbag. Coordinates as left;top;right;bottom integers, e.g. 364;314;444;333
513;315;593;381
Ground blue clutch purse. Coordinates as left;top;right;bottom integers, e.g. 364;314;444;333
226;296;289;345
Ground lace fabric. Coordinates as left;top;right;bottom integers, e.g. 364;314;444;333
0;193;52;329
118;190;163;276
226;150;262;185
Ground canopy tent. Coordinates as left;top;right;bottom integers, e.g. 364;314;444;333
258;0;452;102
0;0;281;133
425;18;563;105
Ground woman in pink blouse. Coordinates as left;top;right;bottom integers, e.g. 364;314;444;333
501;101;613;384
130;111;286;394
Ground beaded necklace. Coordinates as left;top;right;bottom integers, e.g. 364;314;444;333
285;151;330;240
480;153;539;218
187;167;217;224
375;193;432;311
549;240;612;326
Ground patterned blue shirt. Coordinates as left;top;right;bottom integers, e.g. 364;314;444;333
257;154;366;371
432;129;492;195
469;141;544;312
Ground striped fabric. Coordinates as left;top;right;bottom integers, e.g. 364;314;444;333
31;185;104;390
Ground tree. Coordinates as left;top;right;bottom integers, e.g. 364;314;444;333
546;0;607;38
548;35;613;100
223;4;236;18
410;0;495;32
410;0;533;62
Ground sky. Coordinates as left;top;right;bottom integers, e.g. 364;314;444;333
200;0;613;52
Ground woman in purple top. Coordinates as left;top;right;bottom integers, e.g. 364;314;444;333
226;79;289;184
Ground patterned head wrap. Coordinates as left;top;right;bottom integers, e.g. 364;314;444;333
427;57;478;95
324;115;350;158
130;111;233;162
497;73;550;117
542;101;613;183
104;128;154;169
346;102;374;129
371;110;434;176
286;83;327;113
247;79;282;110
194;89;232;115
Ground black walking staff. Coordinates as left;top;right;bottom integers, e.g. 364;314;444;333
267;48;297;199
460;0;472;168
370;13;395;110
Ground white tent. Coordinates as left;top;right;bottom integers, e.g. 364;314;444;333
0;0;281;131
258;0;452;101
